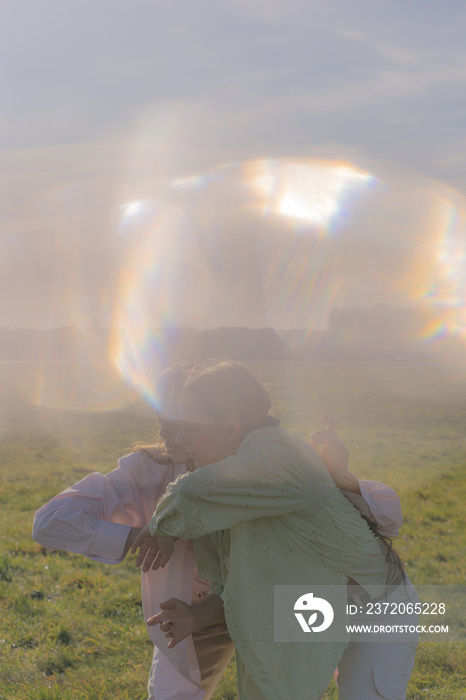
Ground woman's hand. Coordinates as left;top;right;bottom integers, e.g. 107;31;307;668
310;416;360;494
122;526;142;558
147;598;197;648
130;525;175;572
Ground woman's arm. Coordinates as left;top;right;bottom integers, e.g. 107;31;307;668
145;430;315;542
33;480;135;563
310;416;360;493
310;418;402;537
32;452;174;563
345;481;402;538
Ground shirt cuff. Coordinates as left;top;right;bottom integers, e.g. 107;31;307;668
92;520;133;562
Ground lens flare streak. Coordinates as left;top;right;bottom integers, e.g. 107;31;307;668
415;197;466;340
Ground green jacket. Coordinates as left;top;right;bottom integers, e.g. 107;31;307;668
150;427;390;700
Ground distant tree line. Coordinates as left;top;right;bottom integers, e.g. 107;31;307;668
0;306;459;362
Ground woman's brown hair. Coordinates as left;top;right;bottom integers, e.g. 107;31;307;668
182;360;280;436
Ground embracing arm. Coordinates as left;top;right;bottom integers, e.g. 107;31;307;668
345;481;402;538
147;429;313;541
310;416;360;494
310;418;402;537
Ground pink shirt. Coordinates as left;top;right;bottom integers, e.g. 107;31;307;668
33;451;203;687
343;480;402;538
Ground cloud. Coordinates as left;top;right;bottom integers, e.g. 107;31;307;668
1;0;465;163
1;0;466;329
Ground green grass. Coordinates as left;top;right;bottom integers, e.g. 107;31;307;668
0;361;465;699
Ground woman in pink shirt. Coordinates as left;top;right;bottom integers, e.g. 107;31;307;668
33;363;234;700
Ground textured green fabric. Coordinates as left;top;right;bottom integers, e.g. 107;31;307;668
150;428;390;700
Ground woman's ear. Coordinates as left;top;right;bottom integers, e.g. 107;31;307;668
225;417;243;444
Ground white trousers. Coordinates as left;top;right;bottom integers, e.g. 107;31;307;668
336;581;419;700
147;622;234;700
147;646;205;700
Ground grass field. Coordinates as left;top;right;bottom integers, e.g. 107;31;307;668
0;360;465;699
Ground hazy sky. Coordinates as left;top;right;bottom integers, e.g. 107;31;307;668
2;0;466;334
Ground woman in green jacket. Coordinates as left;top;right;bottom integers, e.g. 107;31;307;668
133;361;398;700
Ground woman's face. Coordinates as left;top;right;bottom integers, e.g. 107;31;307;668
176;390;241;468
157;393;195;469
